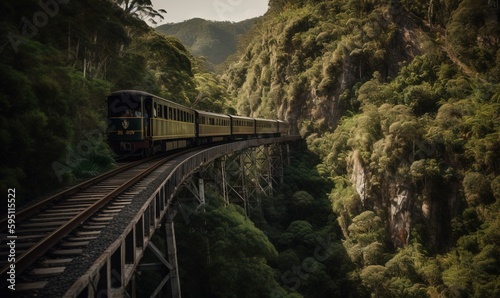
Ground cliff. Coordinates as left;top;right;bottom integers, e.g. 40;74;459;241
224;0;500;296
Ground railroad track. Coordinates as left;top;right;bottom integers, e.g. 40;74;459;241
0;151;190;293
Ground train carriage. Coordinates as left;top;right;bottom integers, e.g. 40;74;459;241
195;110;231;143
255;118;279;136
107;90;196;155
229;115;255;137
277;120;290;136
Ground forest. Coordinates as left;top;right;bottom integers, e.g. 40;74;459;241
0;0;232;202
156;17;257;68
222;0;500;296
1;0;499;297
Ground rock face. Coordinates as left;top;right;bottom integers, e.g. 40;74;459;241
389;183;412;247
348;151;413;248
224;2;426;138
225;1;495;252
350;150;368;204
346;148;463;250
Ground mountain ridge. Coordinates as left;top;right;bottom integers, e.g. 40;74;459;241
156;17;258;67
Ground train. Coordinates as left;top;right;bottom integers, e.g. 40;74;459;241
107;90;290;156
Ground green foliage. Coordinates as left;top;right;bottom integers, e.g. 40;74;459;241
175;199;288;297
0;0;234;202
246;1;500;296
156;18;257;67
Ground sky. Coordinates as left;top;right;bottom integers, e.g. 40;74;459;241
150;0;269;24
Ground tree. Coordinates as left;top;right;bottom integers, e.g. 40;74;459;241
114;0;167;25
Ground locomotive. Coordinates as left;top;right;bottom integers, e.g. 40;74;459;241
107;90;290;156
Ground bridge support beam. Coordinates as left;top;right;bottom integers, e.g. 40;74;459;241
203;143;287;214
165;208;181;298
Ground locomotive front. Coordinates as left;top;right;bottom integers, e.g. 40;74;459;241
107;90;150;155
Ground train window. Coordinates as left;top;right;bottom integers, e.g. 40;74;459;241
158;104;163;118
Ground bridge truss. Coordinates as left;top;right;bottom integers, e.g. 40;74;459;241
65;136;298;297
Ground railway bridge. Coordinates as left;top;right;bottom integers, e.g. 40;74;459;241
2;136;299;297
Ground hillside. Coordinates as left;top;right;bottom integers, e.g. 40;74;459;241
0;0;232;200
1;0;499;297
156;18;258;67
222;0;500;296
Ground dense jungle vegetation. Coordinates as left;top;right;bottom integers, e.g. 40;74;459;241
221;0;500;297
0;0;232;202
1;0;499;297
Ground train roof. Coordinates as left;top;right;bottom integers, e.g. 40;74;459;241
109;90;155;97
109;90;192;110
194;110;231;118
254;118;278;122
229;115;254;121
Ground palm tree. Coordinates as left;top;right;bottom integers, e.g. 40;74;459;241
114;0;167;25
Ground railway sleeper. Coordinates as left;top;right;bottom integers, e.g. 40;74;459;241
15;227;59;234
50;249;83;256
76;230;101;236
83;224;107;229
29;216;74;222
54;203;94;208
67;236;97;242
43;208;86;214
92;215;115;221
30;267;66;276
16;281;49;291
40;258;73;266
61;241;90;247
22;221;69;227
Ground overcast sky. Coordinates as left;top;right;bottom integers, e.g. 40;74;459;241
150;0;269;24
